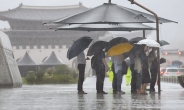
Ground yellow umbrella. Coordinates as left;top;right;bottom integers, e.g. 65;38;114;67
107;43;133;56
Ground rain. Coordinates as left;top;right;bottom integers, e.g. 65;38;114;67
0;0;184;109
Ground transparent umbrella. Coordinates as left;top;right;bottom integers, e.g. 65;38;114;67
137;39;160;47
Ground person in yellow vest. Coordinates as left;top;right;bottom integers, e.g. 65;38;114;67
107;60;113;82
125;67;131;86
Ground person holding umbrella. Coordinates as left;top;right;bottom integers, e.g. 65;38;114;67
129;47;136;94
111;54;126;94
139;44;151;95
149;47;158;93
66;36;93;94
107;43;133;94
77;51;89;94
93;50;108;94
134;46;143;94
87;41;109;94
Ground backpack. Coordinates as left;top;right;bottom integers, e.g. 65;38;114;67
122;61;128;75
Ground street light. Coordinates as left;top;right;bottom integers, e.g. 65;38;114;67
128;0;161;94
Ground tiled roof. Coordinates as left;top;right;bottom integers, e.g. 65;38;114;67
3;30;106;48
0;3;88;21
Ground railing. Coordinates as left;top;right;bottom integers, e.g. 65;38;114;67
160;76;179;84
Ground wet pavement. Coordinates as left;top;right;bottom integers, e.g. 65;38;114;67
0;77;184;110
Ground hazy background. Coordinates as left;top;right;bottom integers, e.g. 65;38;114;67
0;0;183;49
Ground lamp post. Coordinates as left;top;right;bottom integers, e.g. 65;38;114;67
128;0;161;94
109;0;111;3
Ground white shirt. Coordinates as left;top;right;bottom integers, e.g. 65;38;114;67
77;52;86;64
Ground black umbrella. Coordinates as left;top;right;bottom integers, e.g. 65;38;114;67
67;36;93;60
105;37;129;51
160;58;166;64
129;37;145;44
159;40;170;46
87;41;108;56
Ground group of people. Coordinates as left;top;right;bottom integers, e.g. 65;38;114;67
77;50;108;94
130;44;158;95
76;44;158;95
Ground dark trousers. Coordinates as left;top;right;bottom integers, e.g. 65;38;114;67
130;64;137;93
112;69;117;92
150;68;158;92
96;68;105;92
77;64;86;91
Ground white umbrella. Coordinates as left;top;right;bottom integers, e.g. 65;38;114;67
137;39;160;47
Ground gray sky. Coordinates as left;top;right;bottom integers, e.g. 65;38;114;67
0;0;183;49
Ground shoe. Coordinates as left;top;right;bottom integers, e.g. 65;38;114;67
140;92;148;95
117;91;125;94
131;91;137;94
102;91;108;94
97;91;108;94
78;91;87;94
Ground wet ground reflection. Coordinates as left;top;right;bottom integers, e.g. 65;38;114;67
0;77;184;110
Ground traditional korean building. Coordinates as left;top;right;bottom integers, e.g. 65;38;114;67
0;3;106;65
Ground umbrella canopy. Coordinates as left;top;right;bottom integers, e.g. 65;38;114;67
106;37;129;51
159;40;170;46
122;6;177;23
52;23;155;31
51;3;154;24
129;37;145;44
49;3;175;25
87;41;108;56
160;58;166;64
67;36;93;60
107;43;133;56
137;39;160;47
